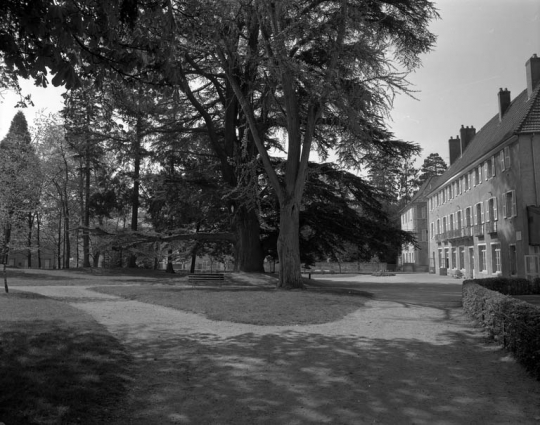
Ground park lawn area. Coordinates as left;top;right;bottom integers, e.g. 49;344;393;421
0;291;132;425
92;285;369;326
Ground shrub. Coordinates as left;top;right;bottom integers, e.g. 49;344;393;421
462;281;540;380
467;276;540;295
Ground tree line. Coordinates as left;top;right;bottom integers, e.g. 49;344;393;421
0;0;441;289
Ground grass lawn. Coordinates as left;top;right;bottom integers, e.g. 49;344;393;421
92;286;369;326
0;292;132;425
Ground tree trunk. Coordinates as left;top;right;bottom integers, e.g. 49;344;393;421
37;212;41;268
2;225;10;293
3;261;7;293
190;245;197;273
234;206;264;272
27;212;34;268
277;199;303;289
165;246;175;273
82;145;91;267
58;213;62;269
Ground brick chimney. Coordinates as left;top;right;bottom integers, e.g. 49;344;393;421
526;54;540;98
449;135;461;165
460;125;476;153
498;88;511;120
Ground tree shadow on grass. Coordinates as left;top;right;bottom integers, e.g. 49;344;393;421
0;322;133;425
117;327;540;424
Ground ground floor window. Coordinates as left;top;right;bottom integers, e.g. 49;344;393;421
459;247;465;269
438;249;444;269
451;248;457;269
491;243;501;273
479;245;487;271
510;244;517;275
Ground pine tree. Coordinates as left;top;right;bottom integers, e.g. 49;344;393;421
0;111;41;291
416;153;447;188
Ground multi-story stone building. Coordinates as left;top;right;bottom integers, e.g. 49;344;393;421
399;176;438;272
426;54;540;279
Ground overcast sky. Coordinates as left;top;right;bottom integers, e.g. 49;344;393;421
1;0;539;167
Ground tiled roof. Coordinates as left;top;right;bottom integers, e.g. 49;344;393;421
410;175;439;204
428;83;540;194
517;87;540;133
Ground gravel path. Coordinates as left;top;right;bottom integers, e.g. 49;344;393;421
15;284;540;425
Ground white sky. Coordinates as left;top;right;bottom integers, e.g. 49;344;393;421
1;0;539;167
389;0;540;165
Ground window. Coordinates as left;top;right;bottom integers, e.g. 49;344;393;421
504;146;511;169
486;157;495;179
479;245;487;271
491;244;501;273
509;244;517;275
459;247;465;269
437;219;441;235
503;190;517;218
430;222;434;239
438;248;444;269
485;197;498;222
451;248;457;269
443;216;447;233
421;207;426;219
475;202;484;225
457;210;462;229
465;207;472;227
422;229;428;241
468;171;472;190
501;146;511;171
442;189;446;204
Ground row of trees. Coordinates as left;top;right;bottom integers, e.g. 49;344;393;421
0;0;440;288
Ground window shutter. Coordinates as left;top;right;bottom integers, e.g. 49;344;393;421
473;206;477;225
493;198;498;220
484;163;488;180
503;193;507;218
484;200;490;222
512;190;517;217
491;156;496;177
500;150;506;171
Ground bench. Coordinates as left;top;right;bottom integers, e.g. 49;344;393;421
187;273;225;286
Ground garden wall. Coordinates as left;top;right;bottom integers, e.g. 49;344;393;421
462;277;540;380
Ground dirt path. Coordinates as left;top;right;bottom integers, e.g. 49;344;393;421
16;285;540;425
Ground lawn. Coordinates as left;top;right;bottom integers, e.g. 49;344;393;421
0;292;132;425
92;285;369;326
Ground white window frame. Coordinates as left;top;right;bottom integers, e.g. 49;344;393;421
503;190;517;218
478;244;487;272
491;243;501;273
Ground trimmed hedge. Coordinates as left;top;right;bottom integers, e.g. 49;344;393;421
462;280;540;380
467;276;540;295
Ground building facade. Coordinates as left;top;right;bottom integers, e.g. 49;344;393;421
399;176;438;272
427;54;540;280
